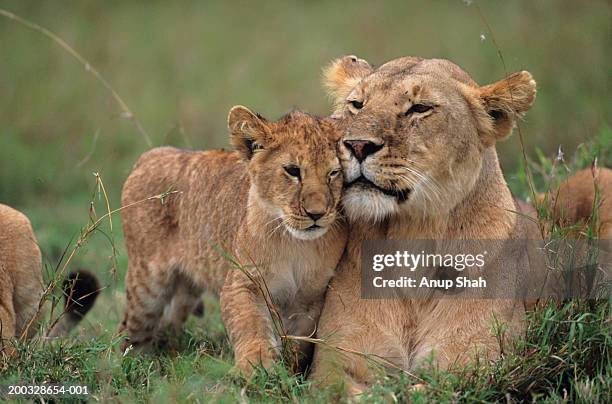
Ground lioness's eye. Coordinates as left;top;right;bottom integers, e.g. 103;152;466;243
405;104;433;116
349;100;364;110
283;165;301;179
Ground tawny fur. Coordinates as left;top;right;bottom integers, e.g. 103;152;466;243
119;108;347;375
546;167;612;244
0;204;100;354
516;168;611;309
0;204;44;343
309;56;537;394
323;55;374;112
515;167;612;243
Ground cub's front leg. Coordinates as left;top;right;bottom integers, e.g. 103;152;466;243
220;270;281;377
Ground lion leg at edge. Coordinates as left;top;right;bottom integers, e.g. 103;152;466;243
0;271;16;357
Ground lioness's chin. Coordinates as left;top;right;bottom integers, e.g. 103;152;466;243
286;225;329;241
342;187;398;223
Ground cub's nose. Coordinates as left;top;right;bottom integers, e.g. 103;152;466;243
343;140;383;162
305;210;324;222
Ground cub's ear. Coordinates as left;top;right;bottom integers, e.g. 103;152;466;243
323;55;373;107
477;71;537;143
227;105;270;160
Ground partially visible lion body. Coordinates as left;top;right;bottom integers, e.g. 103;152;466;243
547;167;612;242
0;204;44;340
0;204;100;348
121;110;347;374
517;167;612;267
515;167;612;242
310;56;537;393
516;168;612;309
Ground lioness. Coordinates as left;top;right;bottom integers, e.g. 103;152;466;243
120;107;347;375
0;203;99;352
309;56;537;392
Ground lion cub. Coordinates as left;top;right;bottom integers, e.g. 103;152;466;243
120;107;347;374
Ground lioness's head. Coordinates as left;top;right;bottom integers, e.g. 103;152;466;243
324;56;536;222
228;106;343;240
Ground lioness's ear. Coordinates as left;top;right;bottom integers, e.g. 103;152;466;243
478;71;537;142
323;55;373;107
228;105;270;161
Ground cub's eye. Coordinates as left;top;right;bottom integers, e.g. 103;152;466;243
328;169;341;179
349;100;364;110
405;104;433;116
283;165;301;179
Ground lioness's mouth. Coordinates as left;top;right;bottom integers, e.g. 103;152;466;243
347;177;411;202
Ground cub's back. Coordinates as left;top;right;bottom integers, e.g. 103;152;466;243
121;146;250;290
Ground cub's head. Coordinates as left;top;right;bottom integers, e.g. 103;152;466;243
324;55;536;222
228;106;343;240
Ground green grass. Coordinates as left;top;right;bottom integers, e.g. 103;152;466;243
0;0;610;402
2;299;610;402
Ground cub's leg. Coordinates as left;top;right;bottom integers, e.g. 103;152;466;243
220;271;281;377
121;262;175;351
160;273;203;331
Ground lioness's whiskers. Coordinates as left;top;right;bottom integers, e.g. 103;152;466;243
397;173;435;207
401;166;444;203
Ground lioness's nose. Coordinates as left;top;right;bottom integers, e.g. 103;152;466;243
343;140;383;162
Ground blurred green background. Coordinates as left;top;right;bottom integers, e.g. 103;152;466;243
0;0;610;304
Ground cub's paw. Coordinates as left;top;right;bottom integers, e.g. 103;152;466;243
234;345;280;378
